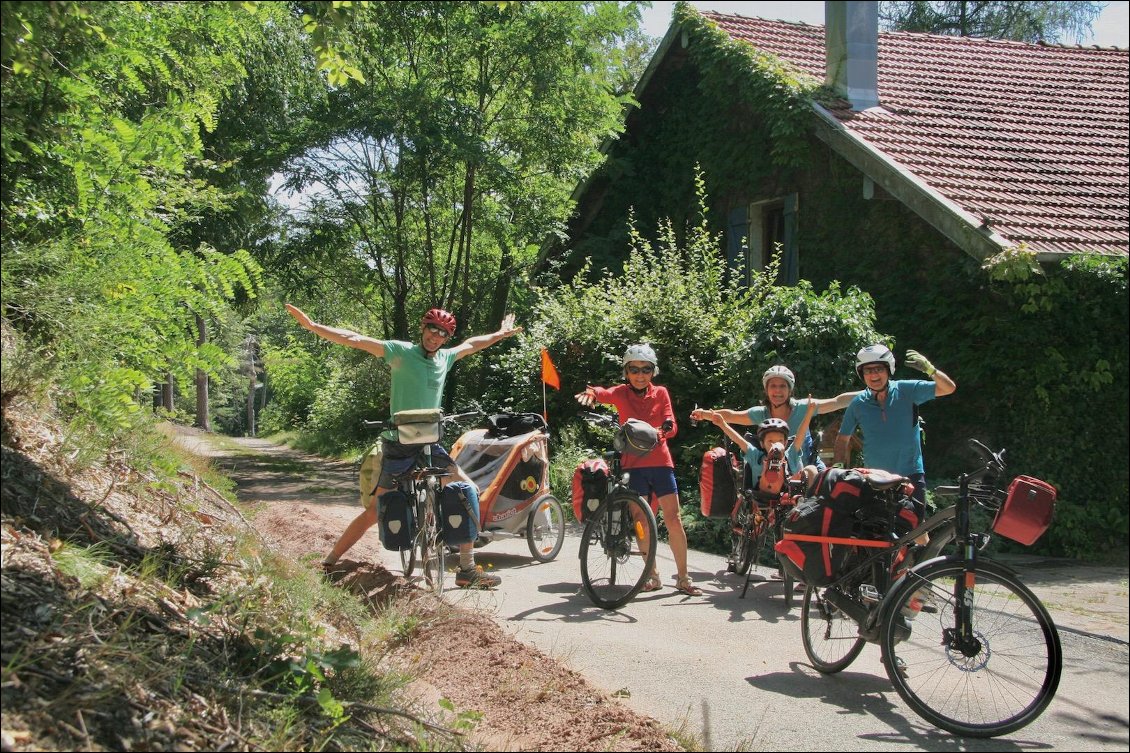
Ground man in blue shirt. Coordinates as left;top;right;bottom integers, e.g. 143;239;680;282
834;345;956;519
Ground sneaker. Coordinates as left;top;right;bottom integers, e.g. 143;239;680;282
893;655;909;679
455;565;501;589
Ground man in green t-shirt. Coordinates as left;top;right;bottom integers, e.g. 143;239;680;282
285;304;521;588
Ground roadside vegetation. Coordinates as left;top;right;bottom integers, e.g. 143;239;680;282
1;356;471;751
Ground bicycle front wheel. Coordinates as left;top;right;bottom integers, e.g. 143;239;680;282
735;508;761;577
420;492;446;595
801;585;867;673
399;538;418;576
579;493;657;610
526;495;565;562
881;558;1062;738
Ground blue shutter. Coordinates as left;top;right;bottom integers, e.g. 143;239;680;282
727;205;749;286
782;193;799;285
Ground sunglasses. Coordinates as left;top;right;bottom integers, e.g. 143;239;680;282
861;365;888;375
626;365;655;375
424;324;451;339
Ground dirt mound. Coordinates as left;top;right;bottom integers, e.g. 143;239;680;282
1;402;682;751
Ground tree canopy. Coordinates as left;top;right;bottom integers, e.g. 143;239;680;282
878;0;1104;42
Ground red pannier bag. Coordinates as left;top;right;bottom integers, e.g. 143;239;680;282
572;458;609;522
776;468;919;586
700;447;740;518
993;475;1056;545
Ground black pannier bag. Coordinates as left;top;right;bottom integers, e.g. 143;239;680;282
377;490;415;550
439;481;480;545
776;495;856;586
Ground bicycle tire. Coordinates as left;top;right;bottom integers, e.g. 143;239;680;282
399;538;417;576
734;503;760;576
579;492;657;610
801;585;867;673
421;489;446;595
526;495;565;562
880;558;1062;738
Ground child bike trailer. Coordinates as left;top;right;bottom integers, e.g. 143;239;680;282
449;413;565;561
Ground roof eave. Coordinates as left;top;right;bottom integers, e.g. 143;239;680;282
811;102;1012;263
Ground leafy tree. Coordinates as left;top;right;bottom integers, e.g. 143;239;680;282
268;1;642;349
1;2;270;428
878;1;1103;42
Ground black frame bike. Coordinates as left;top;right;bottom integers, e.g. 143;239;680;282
363;411;479;595
577;412;659;610
797;439;1062;738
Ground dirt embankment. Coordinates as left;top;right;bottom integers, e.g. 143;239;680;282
0;407;681;752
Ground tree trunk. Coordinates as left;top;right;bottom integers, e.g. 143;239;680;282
245;335;259;437
194;313;210;431
247;365;257;438
488;237;513;328
162;372;174;412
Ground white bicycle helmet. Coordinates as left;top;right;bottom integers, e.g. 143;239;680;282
622;343;659;376
856;344;896;379
762;365;795;392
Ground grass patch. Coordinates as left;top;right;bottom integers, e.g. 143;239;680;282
51;541;113;589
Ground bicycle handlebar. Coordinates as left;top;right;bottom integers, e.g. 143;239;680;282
362;410;482;432
580;411;618;428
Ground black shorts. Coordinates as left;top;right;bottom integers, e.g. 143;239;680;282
377;438;458;488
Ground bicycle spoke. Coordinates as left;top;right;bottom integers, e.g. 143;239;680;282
580;494;657;609
882;560;1062;738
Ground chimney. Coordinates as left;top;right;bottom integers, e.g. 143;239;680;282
826;1;879;110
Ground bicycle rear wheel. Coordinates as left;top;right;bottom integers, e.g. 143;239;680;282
801;586;866;673
526;495;565;562
579;493;657;610
881;558;1062;738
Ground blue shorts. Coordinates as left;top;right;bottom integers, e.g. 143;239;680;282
627;466;679;499
378;438;457;488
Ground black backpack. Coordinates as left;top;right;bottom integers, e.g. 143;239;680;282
485;412;548;438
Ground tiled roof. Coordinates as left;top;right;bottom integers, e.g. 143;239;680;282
702;12;1129;257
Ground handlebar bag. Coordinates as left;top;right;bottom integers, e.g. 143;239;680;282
613;418;658;456
572;458;609;522
393;409;443;445
377;491;415;551
440;482;480;545
700;447;740;518
993;475;1056;546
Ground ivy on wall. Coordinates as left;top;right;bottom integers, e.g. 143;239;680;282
558;5;1129;560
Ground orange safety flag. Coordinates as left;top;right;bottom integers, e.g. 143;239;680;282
540;348;561;390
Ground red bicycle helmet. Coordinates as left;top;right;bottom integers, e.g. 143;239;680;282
421;308;456;336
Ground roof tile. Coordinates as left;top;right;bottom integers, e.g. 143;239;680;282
703;12;1129;257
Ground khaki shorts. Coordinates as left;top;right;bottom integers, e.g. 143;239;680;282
358;444;384;509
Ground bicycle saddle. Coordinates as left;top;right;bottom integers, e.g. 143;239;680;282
856;468;910;491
